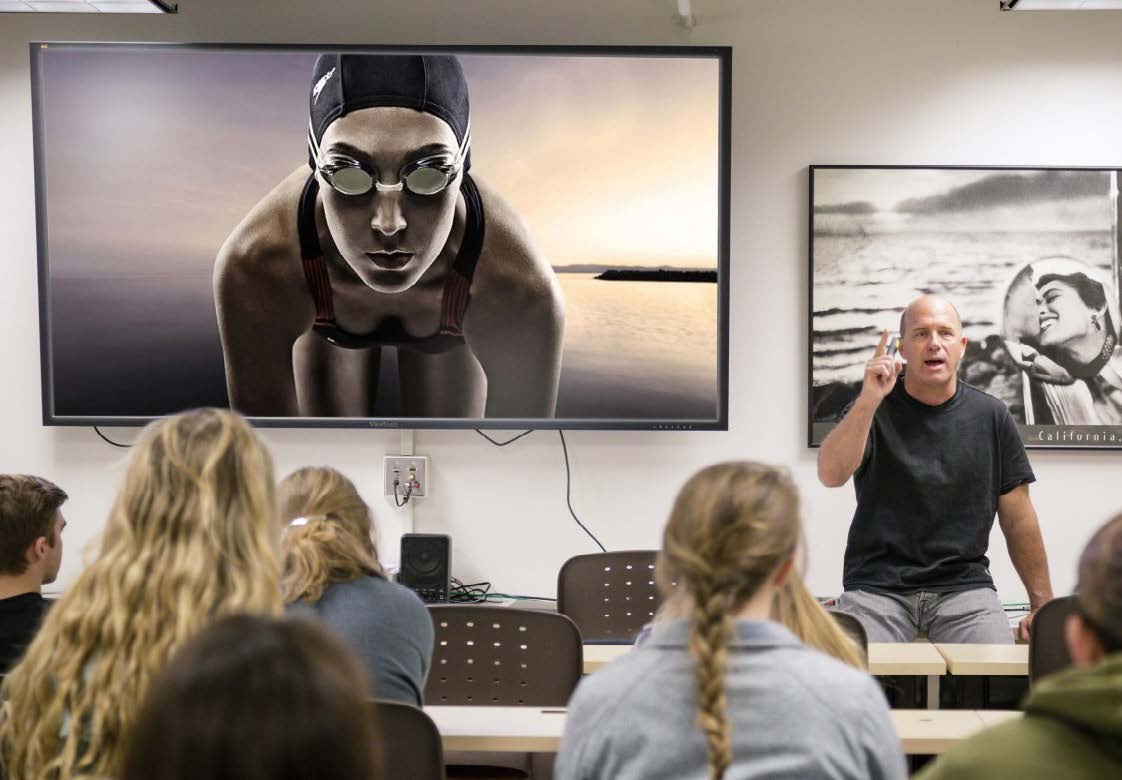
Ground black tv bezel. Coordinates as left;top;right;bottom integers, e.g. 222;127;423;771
31;41;731;431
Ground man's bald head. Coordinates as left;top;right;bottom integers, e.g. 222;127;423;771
899;295;963;337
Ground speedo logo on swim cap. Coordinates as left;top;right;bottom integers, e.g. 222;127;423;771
312;67;336;103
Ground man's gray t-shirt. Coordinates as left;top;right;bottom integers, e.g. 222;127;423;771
288;575;433;706
556;619;906;780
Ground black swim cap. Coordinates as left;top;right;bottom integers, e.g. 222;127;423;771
308;53;471;172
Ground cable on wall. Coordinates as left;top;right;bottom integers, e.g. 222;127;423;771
558;430;606;552
474;429;534;446
92;427;132;448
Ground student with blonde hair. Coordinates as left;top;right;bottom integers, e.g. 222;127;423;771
280;466;433;705
556;461;904;780
0;409;281;780
916;512;1122;780
643;563;866;670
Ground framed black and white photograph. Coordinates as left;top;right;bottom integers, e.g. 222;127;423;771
809;165;1122;449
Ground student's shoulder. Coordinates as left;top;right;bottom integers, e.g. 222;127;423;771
568;643;668;718
778;645;886;715
915;716;1072;780
357;575;429;610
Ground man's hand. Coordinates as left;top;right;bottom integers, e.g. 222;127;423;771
861;329;903;402
1018;610;1035;641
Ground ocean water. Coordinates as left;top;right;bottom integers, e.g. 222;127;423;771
48;272;719;420
812;229;1114;387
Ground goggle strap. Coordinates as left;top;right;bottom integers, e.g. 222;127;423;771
308;119;322;165
454;124;471;166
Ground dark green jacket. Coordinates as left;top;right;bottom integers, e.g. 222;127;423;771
916;654;1122;780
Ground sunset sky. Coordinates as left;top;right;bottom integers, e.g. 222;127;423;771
40;47;721;274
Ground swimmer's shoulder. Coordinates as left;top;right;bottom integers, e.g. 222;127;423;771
471;175;558;300
214;167;314;326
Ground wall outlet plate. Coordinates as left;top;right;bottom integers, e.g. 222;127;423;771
384;455;429;498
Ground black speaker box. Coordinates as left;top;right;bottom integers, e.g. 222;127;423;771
398;533;451;603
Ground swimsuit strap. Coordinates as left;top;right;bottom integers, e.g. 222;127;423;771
439;173;485;336
298;174;335;326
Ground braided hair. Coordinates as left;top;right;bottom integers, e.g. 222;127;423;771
656;462;801;780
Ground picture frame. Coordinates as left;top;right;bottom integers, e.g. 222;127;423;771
809;165;1122;449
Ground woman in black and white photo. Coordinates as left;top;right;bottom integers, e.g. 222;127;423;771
1003;256;1122;425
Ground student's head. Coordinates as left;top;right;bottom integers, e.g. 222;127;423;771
0;408;282;780
122;614;381;780
1066;512;1122;666
279;466;383;604
308;53;471;294
656;462;801;780
898;295;967;389
0;475;68;586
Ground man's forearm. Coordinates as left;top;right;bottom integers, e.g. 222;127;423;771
1005;517;1054;609
817;395;878;487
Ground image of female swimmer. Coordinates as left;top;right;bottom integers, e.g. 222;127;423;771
215;53;564;418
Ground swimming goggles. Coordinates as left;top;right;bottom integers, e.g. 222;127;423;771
309;121;471;197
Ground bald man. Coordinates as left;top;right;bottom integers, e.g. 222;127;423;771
818;295;1053;644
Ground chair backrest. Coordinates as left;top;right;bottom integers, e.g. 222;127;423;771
425;606;582;706
1030;595;1077;684
373;699;445;780
830;611;869;656
557;551;662;643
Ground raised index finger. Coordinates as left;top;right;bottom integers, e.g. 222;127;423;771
873;328;889;358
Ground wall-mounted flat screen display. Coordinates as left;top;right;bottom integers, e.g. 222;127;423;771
33;43;730;430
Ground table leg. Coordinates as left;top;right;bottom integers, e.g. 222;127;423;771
926;675;940;710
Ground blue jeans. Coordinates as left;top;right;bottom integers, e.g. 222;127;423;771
834;588;1013;644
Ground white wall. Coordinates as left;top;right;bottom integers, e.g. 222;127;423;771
2;0;1120;602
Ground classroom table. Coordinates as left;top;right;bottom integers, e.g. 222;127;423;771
583;642;947;673
868;642;947;710
582;643;629;674
583;641;948;709
425;706;1000;756
975;709;1023;727
934;644;1029;676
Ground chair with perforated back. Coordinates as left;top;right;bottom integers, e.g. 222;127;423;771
1030;595;1076;684
426;606;581;779
373;699;445;780
557;551;662;643
425;605;583;705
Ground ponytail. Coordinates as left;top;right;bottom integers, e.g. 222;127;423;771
659;462;801;780
278;468;382;605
